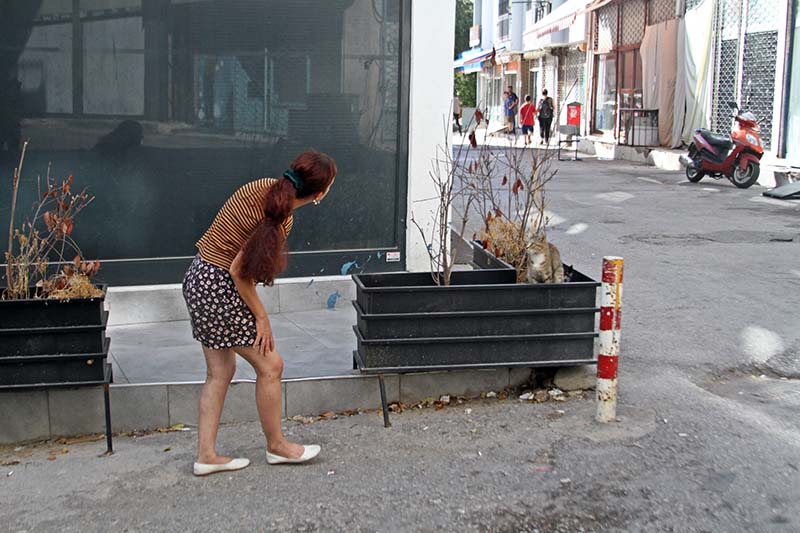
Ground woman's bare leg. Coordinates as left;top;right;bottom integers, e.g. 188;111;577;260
234;346;305;459
197;347;237;464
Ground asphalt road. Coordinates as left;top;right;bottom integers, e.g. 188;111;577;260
2;155;799;532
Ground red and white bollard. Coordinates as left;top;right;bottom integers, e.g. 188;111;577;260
596;256;624;423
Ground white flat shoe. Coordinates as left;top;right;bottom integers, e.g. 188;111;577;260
266;445;321;465
193;457;250;476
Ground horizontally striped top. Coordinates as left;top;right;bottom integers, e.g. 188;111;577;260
196;178;293;271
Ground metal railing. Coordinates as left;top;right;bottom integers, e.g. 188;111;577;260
618;108;659;147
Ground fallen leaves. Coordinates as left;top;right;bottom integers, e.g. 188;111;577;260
288;408;366;426
289;415;316;425
156;423;189;433
57;434;103;445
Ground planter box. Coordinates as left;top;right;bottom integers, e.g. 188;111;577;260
352;246;599;373
0;340;111;387
354;305;597;339
0;287;111;387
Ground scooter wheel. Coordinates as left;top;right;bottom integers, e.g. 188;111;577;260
731;161;760;189
686;164;704;183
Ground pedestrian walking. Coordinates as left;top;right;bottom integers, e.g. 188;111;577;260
453;93;463;134
519;95;536;146
538;89;554;145
183;150;337;476
505;86;518;134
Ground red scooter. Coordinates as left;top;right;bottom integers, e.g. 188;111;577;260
680;102;764;189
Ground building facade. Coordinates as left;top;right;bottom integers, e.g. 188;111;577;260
0;0;455;285
459;0;795;158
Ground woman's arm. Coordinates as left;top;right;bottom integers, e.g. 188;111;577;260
230;250;274;356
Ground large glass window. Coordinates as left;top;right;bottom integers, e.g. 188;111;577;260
593;54;617;133
0;0;408;284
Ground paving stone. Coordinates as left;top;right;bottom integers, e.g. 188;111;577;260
0;391;50;444
285;375;399;417
49;388;106;436
168;381;284;426
221;381;262;424
509;368;535;388
400;369;510;404
167;383;202;426
554;365;597;391
110;384;169;431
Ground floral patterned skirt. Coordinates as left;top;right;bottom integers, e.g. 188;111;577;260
182;254;256;350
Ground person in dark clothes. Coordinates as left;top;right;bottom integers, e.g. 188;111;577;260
537;89;555;145
505;86;518;135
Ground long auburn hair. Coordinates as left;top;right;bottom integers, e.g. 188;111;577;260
239;150;337;285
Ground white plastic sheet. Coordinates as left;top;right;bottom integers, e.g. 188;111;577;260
679;0;714;145
641;19;679;147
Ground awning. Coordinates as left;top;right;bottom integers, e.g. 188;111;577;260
453;47;506;72
529;0;590;39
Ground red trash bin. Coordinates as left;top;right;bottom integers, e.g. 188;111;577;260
567;102;581;127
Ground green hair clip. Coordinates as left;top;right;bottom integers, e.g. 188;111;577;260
283;169;305;192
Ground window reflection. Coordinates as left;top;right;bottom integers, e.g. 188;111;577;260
0;0;404;270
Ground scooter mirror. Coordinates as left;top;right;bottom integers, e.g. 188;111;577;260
727;102;738;111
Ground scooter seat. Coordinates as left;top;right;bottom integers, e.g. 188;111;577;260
698;129;733;149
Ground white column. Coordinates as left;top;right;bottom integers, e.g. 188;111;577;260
511;0;525;52
481;0;495;50
405;0;456;272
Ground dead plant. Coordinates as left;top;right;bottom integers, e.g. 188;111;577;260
410;101;488;285
3;142;102;300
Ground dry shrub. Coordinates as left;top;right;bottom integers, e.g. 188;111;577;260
4;142;103;300
48;273;104;300
480;217;528;282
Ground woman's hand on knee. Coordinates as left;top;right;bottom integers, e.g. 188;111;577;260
254;316;275;356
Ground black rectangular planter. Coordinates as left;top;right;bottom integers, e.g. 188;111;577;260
0;313;109;356
354;328;597;371
0;339;111;386
0;287;111;387
354;265;597;315
352;244;600;373
354;302;598;339
0;285;107;328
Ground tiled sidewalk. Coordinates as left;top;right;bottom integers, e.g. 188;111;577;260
108;306;357;383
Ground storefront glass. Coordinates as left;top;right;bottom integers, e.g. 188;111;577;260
0;0;410;284
593;54;616;132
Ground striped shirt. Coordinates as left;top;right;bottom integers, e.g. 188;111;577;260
196;178;293;271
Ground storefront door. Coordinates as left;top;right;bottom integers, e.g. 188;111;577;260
593;54;616;133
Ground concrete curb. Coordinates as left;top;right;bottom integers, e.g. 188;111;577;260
0;368;534;444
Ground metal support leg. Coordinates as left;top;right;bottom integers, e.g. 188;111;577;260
378;375;391;428
103;383;113;454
